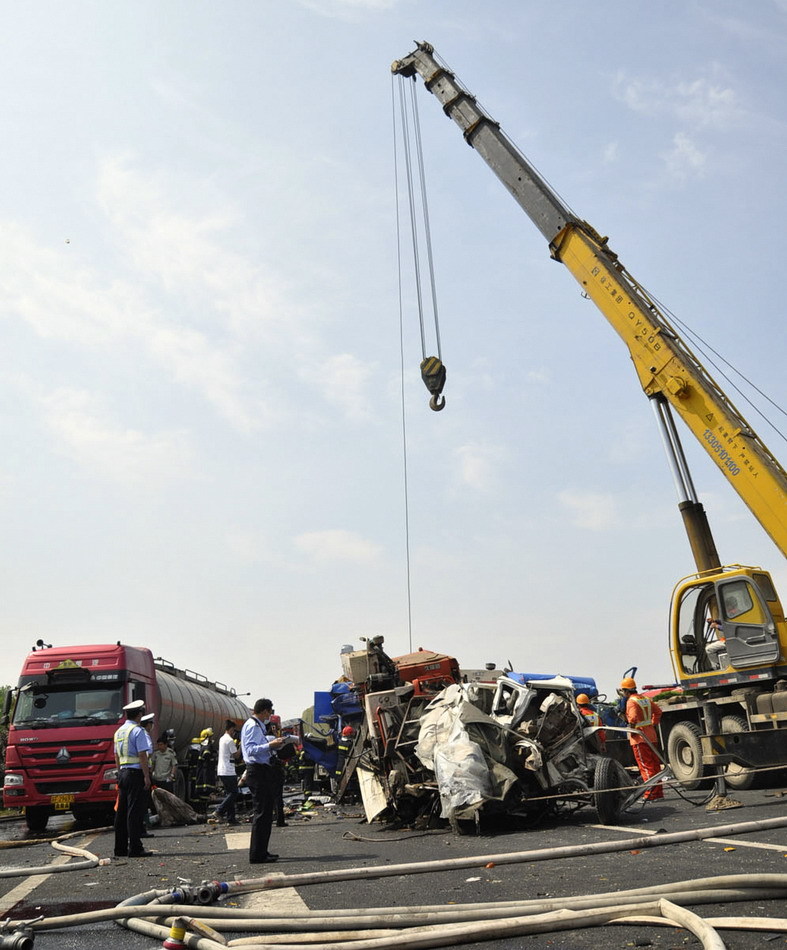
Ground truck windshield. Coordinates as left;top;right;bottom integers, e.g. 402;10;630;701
12;684;124;727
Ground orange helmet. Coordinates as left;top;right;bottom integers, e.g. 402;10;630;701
575;693;591;705
619;676;637;690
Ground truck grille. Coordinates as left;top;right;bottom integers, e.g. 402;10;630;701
17;740;110;773
34;781;91;794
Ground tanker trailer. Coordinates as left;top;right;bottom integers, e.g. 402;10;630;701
154;657;251;801
2;642;250;831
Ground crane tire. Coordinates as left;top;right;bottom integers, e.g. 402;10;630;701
720;715;756;790
666;721;709;790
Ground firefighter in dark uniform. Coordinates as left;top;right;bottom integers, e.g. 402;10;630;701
296;745;315;797
188;727;217;806
333;725;356;794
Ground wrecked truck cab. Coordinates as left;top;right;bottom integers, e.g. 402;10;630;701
492;675;598;790
434;674;636;828
491;675;586;733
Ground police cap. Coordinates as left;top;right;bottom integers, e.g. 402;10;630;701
123;699;145;712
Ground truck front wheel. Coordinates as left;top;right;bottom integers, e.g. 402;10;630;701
720;716;755;791
666;721;708;790
25;805;50;833
593;756;628;824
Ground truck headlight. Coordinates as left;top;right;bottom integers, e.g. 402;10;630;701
103;767;118;781
3;773;24;787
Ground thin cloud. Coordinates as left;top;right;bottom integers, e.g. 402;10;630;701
557;490;618;530
148;325;267;434
525;367;551;385
455;443;504;492
661;132;706;181
42;388;193;487
0;222;148;346
613;71;741;129
96;157;290;338
295;0;399;18
294;529;382;563
308;353;374;421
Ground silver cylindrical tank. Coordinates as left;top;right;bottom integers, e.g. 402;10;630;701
155;670;250;758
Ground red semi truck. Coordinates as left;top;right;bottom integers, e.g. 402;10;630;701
2;642;250;831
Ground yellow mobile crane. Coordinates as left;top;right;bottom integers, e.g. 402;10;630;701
393;42;787;788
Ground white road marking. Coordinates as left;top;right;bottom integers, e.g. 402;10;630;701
224;831;309;912
225;831;250;850
591;824;787;853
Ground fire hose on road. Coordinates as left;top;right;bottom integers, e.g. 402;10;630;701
3;813;787;948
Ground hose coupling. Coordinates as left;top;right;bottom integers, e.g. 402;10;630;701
0;929;35;950
167;886;199;904
162;917;187;949
196;880;228;904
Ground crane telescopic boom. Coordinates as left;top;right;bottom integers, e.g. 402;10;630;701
392;41;787;562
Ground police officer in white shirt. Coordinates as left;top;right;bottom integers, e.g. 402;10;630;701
113;700;152;857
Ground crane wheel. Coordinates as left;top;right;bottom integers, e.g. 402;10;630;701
666;721;710;790
720;716;756;790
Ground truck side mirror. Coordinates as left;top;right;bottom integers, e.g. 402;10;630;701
1;688;13;725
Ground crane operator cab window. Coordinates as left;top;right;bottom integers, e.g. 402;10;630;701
676;576;779;676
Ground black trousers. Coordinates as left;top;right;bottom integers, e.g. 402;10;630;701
114;768;146;856
246;763;277;861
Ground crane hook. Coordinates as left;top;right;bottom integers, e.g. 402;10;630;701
420;356;447;412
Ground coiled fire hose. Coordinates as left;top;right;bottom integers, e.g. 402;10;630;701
8;875;787;949
0;828;109;878
4;813;787;948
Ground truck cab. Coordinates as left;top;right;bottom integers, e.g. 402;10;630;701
671;567;787;689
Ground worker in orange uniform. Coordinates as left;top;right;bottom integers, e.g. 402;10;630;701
619;677;664;800
575;694;606;753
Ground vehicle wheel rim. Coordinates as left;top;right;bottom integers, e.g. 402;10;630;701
677;742;696;770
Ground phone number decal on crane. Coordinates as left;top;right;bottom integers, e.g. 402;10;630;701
703;429;741;476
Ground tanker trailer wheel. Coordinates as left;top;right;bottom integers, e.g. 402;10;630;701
666;721;709;790
593;756;625;824
174;770;187;801
720;716;756;790
25;805;50;833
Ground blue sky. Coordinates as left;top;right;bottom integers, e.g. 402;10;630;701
1;1;785;719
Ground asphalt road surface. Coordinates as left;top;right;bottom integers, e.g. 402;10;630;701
1;782;786;949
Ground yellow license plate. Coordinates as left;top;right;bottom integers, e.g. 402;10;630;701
51;794;75;810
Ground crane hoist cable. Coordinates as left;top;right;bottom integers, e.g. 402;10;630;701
395;72;446;411
391;76;415;652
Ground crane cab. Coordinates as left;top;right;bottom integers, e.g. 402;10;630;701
670;566;787;690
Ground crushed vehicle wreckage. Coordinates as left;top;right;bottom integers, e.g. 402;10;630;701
301;639;658;832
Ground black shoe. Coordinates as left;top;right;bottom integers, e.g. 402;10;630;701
113;851;128;858
140;831;154;837
128;849;154;858
226;819;239;825
276;821;288;827
250;853;278;864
